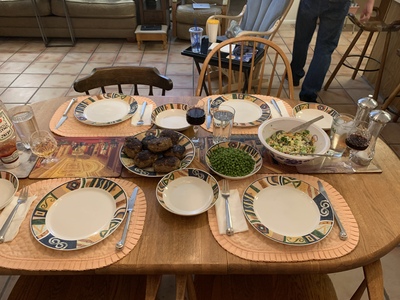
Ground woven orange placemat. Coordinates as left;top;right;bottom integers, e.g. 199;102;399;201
208;174;359;262
50;95;156;137
199;94;294;135
0;178;146;271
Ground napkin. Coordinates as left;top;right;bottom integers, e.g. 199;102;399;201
0;195;37;242
269;99;290;118
208;42;234;53
215;189;248;235
131;104;153;126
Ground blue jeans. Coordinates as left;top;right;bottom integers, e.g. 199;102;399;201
291;0;350;102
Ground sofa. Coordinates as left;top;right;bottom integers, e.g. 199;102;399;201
0;0;137;41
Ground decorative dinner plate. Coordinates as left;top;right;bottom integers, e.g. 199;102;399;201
151;103;191;131
120;129;195;177
243;175;334;245
31;177;127;251
74;93;138;126
210;93;271;127
156;168;219;216
293;103;339;130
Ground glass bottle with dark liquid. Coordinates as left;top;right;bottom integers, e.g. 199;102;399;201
186;100;205;146
345;121;371;152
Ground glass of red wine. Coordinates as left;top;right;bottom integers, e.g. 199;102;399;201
186;100;206;147
345;121;371;159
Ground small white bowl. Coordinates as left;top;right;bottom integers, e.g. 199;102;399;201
0;171;19;210
293;103;339;130
205;141;262;180
258;117;331;166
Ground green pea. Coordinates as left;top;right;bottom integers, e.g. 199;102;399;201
209;147;255;177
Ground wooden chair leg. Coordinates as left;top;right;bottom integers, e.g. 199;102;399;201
351;279;367;300
363;260;384;300
381;82;400;110
145;275;162;300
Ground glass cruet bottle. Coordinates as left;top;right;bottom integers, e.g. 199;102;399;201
353;94;378;125
350;110;392;166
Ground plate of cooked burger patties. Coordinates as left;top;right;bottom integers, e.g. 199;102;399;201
120;129;195;177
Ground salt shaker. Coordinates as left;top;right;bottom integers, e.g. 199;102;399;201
350;110;392;166
353;95;378;125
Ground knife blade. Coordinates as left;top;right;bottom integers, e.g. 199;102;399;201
55;98;77;129
206;97;212;129
116;187;139;250
271;98;283;117
317;180;348;241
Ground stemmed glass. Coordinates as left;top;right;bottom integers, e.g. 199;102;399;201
345;121;371;161
186;100;206;147
30;130;58;167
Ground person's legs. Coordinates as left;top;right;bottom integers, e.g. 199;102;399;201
290;0;319;86
300;0;350;102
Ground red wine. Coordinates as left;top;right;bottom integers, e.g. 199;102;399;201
186;107;205;126
346;133;369;150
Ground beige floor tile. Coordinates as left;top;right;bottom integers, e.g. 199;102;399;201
8;52;40;62
61;52;92;63
318;89;355;105
23;62;58;74
95;42;123;53
0;87;37;103
166;63;193;76
0;74;19;87
52;62;86;75
81;63;114;75
0;62;30;73
10;74;48;87
35;52;67;63
0;52;14;62
41;74;77;88
114;52;143;64
88;52;118;63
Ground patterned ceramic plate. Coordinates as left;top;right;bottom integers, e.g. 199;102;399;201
156;168;219;216
120;129;195;177
243;175;334;246
293;103;339;130
210;93;271;127
151;103;190;131
0;171;19;210
74;93;138;126
205;141;262;180
31;177;127;251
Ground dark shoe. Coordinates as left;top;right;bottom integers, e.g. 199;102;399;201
299;95;318;103
285;74;300;87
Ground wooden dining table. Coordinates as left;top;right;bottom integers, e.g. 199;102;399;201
2;95;400;300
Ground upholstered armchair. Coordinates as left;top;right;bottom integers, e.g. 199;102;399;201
172;0;229;40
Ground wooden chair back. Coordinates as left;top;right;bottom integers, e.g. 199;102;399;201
73;66;173;96
195;36;294;99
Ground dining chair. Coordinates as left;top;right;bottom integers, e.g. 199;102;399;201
73;66;173;96
206;0;294;41
195;36;295;99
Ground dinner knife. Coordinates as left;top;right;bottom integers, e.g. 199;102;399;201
55;98;77;129
271;98;283;117
116;187;139;250
317;180;348;241
206;97;212;129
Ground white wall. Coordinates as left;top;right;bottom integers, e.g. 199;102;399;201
284;0;300;24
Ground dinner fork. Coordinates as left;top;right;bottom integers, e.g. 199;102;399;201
221;180;234;236
136;101;147;126
0;186;29;243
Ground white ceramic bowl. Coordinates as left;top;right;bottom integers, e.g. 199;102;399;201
257;117;331;166
0;171;19;210
205;141;262;180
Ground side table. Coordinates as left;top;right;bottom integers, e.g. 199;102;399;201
135;25;168;50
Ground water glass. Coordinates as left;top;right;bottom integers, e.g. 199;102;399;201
328;113;354;157
9;104;39;150
212;105;235;144
189;27;203;53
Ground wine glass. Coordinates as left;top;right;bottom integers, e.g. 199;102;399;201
345;121;371;162
186;100;206;147
30;130;58;167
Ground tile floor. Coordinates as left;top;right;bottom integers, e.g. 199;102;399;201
0;18;400;300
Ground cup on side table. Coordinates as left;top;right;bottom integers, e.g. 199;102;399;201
207;19;219;43
189;27;203;53
9;104;39;150
212;105;235;144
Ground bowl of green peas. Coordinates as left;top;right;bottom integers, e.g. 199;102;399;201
205;141;263;180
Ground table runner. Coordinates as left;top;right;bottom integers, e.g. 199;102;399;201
199;94;294;135
50;95;156;137
208;174;359;262
0;178;146;271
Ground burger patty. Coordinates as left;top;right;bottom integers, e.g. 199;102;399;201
153;156;181;173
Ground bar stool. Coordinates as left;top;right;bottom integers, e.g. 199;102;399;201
381;49;400;122
324;0;400;100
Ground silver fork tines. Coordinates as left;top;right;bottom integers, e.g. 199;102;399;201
221;180;234;236
136;101;147;126
0;186;29;243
